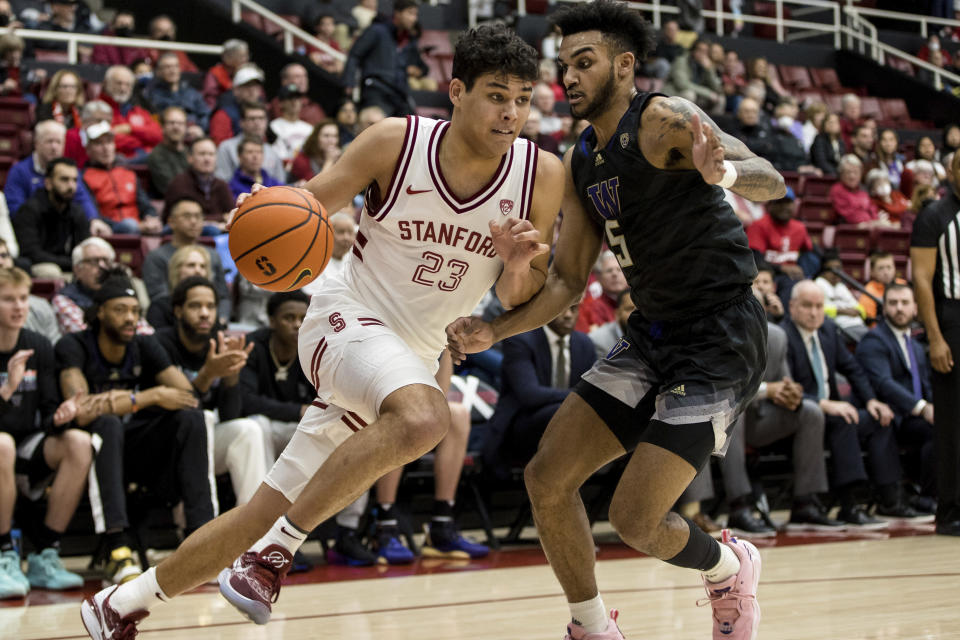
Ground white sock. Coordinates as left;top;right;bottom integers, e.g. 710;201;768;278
250;515;308;556
110;567;168;618
703;543;741;583
569;594;608;633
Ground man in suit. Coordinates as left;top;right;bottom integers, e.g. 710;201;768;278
785;281;916;527
483;304;596;469
856;284;936;507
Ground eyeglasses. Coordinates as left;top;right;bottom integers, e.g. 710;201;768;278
80;257;111;266
0;252;9;259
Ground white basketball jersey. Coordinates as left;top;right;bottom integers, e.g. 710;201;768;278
336;116;539;360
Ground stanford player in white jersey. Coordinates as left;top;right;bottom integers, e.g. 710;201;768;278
82;24;565;638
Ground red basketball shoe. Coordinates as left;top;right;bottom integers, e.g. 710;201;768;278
218;544;292;625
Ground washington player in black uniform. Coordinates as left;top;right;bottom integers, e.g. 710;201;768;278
447;2;785;638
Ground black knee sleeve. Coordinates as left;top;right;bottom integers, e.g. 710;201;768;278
664;515;721;571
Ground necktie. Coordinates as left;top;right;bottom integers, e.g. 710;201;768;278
809;336;826;400
554;337;567;388
905;334;923;401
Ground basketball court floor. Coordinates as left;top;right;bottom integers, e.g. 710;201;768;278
5;520;959;640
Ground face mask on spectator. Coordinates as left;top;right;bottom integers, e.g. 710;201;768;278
930;40;941;51
777;115;794;130
874;183;892;198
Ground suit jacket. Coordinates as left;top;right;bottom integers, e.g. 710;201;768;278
782;317;876;405
855;320;932;415
482;328;596;466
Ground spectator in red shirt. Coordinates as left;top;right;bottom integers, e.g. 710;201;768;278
203;39;249;109
746;187;811;281
866;168;909;227
917;34;953;67
575;251;627;333
101;65;163;161
209;64;264;145
830;154;889;228
91;11;151;66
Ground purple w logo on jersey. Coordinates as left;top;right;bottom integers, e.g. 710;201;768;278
586;177;621;220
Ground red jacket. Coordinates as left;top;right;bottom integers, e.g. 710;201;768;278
575;292;618;333
101;94;163;156
64;128;89;168
830;182;878;225
83;165;140;223
203;63;233;109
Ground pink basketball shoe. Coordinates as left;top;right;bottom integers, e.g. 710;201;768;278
700;530;762;640
218;544;292;625
564;609;626;639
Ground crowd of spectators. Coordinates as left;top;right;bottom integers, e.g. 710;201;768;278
0;0;957;605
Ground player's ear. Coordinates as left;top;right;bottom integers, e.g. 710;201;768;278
616;51;635;80
449;78;465;107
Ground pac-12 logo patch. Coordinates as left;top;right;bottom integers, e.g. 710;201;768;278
620;133;630;148
499;199;514;215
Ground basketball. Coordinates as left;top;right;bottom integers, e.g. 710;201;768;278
228;186;333;292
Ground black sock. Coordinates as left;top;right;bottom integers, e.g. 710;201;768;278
34;524;61;551
793;494;814;510
664;516;722;571
104;530;129;552
0;531;12;553
837;482;861;511
377;505;396;526
432;499;454;522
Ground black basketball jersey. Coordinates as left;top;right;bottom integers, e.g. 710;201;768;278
570;92;757;322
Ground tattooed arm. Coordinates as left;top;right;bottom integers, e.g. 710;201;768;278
641;95;786;202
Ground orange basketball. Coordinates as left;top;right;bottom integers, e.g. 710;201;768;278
228;186;333;292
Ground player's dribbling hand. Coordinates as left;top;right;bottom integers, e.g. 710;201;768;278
690;113;726;186
489;219;550;266
445;316;495;364
226;183;266;231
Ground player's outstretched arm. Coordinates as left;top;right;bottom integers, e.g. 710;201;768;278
302;117;410;214
494;151;565;310
643;96;786;202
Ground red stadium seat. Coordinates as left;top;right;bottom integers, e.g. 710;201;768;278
810;68;842;93
860;97;882;121
887;56;915;77
800;176;836;198
823;93;844;113
894;255;910;281
840;254;867;282
874;228;912;257
0;124;21;158
106;235;147;277
778;66;812;92
0;97;32;130
880;98;910;126
30;278;64;300
833;225;871;257
797;197;836;224
420;30;455;90
780;171;803;196
0;155;15;190
804;220;826;247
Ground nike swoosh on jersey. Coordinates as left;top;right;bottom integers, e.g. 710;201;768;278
406;186;432;195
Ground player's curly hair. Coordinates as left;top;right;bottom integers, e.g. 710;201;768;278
452;23;539;91
550;0;656;63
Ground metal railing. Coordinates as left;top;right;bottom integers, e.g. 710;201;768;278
229;0;345;62
845;2;960;39
0;27;224;65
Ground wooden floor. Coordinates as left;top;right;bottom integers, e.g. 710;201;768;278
7;533;960;640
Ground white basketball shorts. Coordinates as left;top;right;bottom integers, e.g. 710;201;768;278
264;289;442;503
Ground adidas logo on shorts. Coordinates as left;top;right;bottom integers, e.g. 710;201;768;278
670;384;686;396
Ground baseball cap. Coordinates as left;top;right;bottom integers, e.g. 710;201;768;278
85;121;114;142
233;65;264;87
277;83;305;100
778;186;796;202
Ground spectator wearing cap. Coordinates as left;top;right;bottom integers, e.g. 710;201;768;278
342;0;420;117
101;65;163;161
747;187;813;289
64;100;113;170
209;64;264;145
147;106;190;195
270;84;314;166
12;157;92;278
5;120;99;221
82;122;162;236
228;137;283;201
144;51;210;135
165;138;234;228
203;39;249;109
215;102;286;183
267;63;326;126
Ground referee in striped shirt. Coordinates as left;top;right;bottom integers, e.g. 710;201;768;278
911;149;960;537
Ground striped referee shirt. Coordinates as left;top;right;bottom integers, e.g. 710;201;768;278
912;190;960;301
